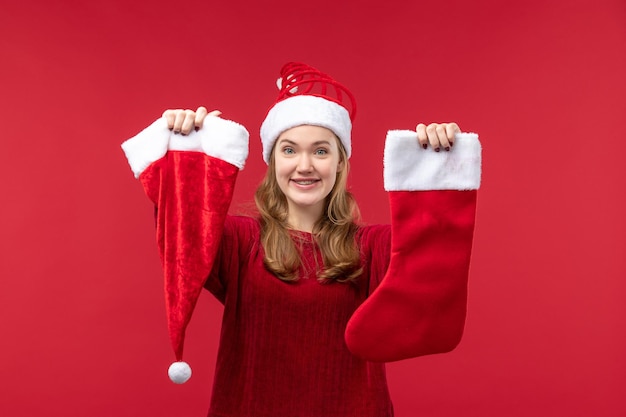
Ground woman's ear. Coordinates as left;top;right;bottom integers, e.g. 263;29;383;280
333;133;346;173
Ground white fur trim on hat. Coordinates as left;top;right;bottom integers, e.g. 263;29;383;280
383;131;482;191
259;95;352;164
121;116;249;178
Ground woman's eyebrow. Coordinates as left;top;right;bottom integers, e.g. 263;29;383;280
277;138;297;145
277;139;331;146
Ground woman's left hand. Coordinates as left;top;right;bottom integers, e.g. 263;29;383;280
416;122;460;152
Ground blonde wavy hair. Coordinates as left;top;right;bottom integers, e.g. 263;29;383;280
254;136;363;283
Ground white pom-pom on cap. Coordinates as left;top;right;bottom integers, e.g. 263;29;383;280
276;77;298;94
168;361;192;384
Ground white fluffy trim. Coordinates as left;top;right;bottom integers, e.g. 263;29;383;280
121;116;249;178
384;131;481;191
259;95;352;164
120;118;170;178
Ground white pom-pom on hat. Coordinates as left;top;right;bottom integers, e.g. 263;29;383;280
276;77;298;94
168;361;192;384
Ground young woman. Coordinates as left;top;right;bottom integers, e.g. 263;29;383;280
122;62;481;417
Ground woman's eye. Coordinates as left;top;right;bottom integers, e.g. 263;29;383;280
315;149;328;155
283;147;295;154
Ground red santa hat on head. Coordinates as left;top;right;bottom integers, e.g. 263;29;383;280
260;62;357;164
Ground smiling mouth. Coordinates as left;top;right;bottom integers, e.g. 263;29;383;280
292;180;319;185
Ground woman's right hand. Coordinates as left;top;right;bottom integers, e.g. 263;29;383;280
162;106;222;135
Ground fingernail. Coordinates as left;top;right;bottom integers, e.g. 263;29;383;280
445;146;450;151
449;142;454;147
435;147;440;152
422;144;428;149
195;126;200;131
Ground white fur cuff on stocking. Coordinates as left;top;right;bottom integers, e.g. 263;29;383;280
384;131;481;191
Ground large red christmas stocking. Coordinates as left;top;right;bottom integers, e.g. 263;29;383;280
122;116;249;382
345;131;481;362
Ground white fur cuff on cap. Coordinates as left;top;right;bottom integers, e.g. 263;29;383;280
196;117;249;169
121;118;170;178
121;117;250;178
383;130;482;191
259;95;352;164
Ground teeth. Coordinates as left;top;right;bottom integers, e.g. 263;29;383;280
295;180;315;185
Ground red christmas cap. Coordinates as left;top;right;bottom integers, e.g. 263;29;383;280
260;62;357;164
122;110;249;384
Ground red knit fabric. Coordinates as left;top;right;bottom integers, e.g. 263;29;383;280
204;216;394;417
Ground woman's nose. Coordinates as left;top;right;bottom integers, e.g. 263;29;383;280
296;154;313;172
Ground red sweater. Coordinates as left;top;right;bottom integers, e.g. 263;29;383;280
204;216;394;417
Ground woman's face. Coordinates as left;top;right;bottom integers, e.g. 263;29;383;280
273;125;344;218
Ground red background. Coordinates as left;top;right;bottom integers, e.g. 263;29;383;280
1;0;624;416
